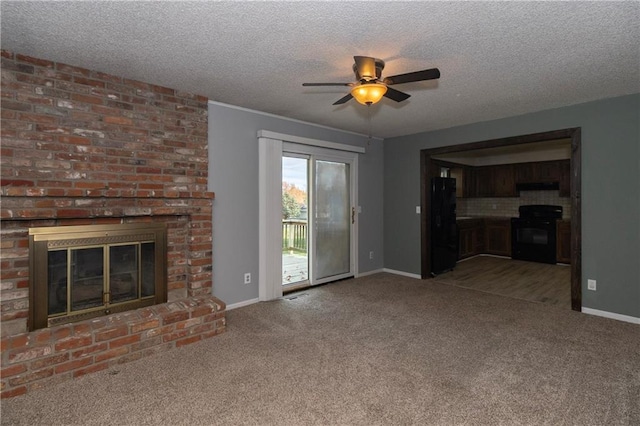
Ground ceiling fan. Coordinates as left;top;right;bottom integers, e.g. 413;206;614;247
302;56;440;106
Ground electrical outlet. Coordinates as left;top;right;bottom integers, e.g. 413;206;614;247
244;273;251;284
416;206;421;214
587;279;596;291
369;251;374;260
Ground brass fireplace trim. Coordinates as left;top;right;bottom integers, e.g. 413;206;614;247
28;223;168;331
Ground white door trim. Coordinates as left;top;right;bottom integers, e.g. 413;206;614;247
258;130;365;154
258;137;283;301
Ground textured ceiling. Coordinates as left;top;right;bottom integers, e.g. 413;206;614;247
1;1;638;139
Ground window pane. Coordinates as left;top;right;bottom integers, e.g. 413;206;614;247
141;242;155;297
282;155;309;285
48;250;67;316
71;247;104;311
315;160;350;280
110;244;139;303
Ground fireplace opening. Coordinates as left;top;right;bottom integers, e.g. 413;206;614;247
29;223;167;331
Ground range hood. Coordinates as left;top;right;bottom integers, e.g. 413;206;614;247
516;182;560;192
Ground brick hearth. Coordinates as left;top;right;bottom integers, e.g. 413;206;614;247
0;50;225;398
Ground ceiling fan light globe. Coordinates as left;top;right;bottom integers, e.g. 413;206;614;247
351;83;387;105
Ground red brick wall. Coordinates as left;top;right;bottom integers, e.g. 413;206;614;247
0;296;225;399
0;50;225;398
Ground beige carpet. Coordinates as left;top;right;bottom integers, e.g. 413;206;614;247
2;273;639;425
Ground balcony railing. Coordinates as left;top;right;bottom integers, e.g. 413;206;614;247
282;220;307;252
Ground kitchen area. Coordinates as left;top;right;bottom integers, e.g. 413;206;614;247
428;138;574;309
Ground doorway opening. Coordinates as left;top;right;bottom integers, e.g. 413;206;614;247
420;128;582;311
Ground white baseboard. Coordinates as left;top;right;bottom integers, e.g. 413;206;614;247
382;268;422;279
582;307;640;325
226;298;260;311
356;268;384;278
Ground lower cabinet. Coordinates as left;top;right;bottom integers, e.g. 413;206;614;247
459;228;474;259
484;218;511;256
458;217;570;263
458;219;484;259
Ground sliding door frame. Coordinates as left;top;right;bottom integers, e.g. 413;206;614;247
258;131;364;301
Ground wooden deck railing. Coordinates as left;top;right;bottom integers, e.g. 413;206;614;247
283;220;307;252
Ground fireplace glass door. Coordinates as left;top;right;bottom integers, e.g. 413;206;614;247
30;223;167;330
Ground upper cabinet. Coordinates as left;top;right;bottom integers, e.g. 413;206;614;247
514;160;564;184
433;163;475;198
472;166;493;197
493;164;516;197
514;162;534;183
470;164;516;198
433;159;570;198
449;167;465;198
515;160;570;197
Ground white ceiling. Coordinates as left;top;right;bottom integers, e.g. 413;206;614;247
1;1;638;139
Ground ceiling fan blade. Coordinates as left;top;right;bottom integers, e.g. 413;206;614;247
353;56;377;80
332;93;353;105
383;68;440;85
303;82;352;86
383;86;411;102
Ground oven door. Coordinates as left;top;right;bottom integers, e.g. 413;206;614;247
511;218;557;264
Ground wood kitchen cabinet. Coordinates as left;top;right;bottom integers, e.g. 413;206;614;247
484;218;511;256
436;159;570;199
492;164;516;197
535;161;561;182
515;160;564;184
514;162;534;183
464;166;475;197
458;219;484;259
472;165;515;197
557;220;571;263
451;166;476;198
459;227;474;259
473;167;493;197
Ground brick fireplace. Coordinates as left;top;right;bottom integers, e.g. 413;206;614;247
0;51;225;398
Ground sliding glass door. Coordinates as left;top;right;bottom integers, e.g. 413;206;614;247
282;149;354;289
314;160;350;281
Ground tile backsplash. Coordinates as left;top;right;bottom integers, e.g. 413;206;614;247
458;190;572;219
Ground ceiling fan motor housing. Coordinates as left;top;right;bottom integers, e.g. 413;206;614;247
353;58;385;81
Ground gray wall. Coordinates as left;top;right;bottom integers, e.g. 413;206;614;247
208;103;384;306
384;94;640;318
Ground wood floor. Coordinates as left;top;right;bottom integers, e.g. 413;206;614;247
433;255;571;309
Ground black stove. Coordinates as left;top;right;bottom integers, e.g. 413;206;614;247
511;205;562;264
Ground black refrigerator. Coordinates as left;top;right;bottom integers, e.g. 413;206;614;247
431;177;458;275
